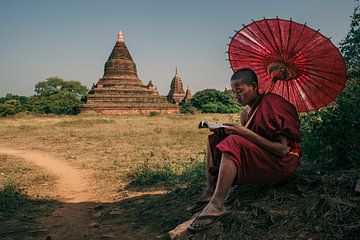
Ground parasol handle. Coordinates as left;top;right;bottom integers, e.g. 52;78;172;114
244;81;275;129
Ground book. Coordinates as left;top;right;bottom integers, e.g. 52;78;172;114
198;120;227;130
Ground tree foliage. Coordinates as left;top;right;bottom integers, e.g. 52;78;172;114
301;5;360;167
31;77;88;115
34;77;87;98
339;4;360;67
0;77;88;117
184;89;241;114
179;101;197;114
0;94;31;116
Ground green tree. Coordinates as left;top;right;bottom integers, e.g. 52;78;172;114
35;77;87;97
0;103;16;117
31;77;88;115
339;3;360;67
301;4;360;167
0;94;31;116
179;101;197;114
189;89;241;113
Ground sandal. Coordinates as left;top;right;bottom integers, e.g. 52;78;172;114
188;212;229;232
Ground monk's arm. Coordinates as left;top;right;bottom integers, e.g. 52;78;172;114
224;125;289;157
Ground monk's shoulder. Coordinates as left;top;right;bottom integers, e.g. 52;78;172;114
262;93;286;103
262;93;297;112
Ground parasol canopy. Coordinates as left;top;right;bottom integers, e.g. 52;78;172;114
228;17;347;112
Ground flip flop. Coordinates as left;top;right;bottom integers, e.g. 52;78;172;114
186;200;209;214
188;212;229;232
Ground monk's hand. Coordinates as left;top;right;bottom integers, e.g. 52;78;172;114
222;122;237;126
213;127;226;136
223;123;249;136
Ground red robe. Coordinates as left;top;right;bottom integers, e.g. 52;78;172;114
209;93;302;185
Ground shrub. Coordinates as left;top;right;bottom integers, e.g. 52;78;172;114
188;89;240;114
301;6;360;168
149;111;160;117
0;94;31;116
0;181;27;220
0;103;16;117
179;101;197;114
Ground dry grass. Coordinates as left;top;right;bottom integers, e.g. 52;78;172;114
0;154;56;222
0;113;236;194
0;154;56;198
189;169;360;240
0;114;359;239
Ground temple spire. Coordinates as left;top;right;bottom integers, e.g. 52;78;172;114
117;31;124;42
182;85;192;102
83;32;179;114
167;67;185;104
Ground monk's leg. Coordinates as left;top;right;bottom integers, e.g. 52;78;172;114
191;142;215;202
202;142;216;198
187;134;226;212
201;133;228;198
191;154;236;228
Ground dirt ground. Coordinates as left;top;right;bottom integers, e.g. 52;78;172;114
1;115;359;240
0;114;228;239
0;146;196;240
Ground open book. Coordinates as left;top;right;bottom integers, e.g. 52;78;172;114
198;120;227;130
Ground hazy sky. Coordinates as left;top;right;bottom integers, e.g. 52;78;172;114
0;0;356;97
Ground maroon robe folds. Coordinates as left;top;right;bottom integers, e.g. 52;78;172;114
209;93;302;185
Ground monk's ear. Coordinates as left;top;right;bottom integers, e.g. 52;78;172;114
252;82;258;91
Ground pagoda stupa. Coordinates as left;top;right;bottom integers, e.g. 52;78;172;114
167;67;186;104
82;32;179;114
182;86;192;103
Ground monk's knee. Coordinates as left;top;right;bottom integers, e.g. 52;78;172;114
226;135;255;148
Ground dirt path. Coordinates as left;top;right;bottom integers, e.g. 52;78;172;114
0;146;110;239
0;146;174;239
0;146;97;203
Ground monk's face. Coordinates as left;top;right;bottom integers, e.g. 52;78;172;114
231;79;258;106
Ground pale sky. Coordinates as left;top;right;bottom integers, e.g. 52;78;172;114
0;0;356;97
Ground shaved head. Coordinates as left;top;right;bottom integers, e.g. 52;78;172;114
231;68;258;85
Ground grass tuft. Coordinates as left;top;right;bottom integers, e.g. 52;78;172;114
0;181;28;220
126;159;206;190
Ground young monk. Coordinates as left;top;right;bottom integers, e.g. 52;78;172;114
188;68;302;231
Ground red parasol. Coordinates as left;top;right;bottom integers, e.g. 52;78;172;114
228;17;347;112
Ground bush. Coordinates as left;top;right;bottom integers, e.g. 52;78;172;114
301;6;360;168
0;103;16;117
0;181;27;220
0;94;31;116
188;89;241;114
149;111;160;117
179;101;197;114
0;77;88;116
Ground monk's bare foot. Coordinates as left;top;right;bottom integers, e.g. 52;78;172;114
190;201;229;229
186;184;215;213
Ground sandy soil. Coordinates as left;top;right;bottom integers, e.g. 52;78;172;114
0;146;181;240
0;147;100;203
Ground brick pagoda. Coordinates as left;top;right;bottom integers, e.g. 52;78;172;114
167;68;188;104
82;32;179;114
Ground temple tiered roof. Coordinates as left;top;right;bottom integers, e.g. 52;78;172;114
167;67;186;104
183;86;192;102
82;32;179;114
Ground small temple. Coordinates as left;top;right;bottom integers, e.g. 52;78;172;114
82;32;189;114
166;67;192;104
